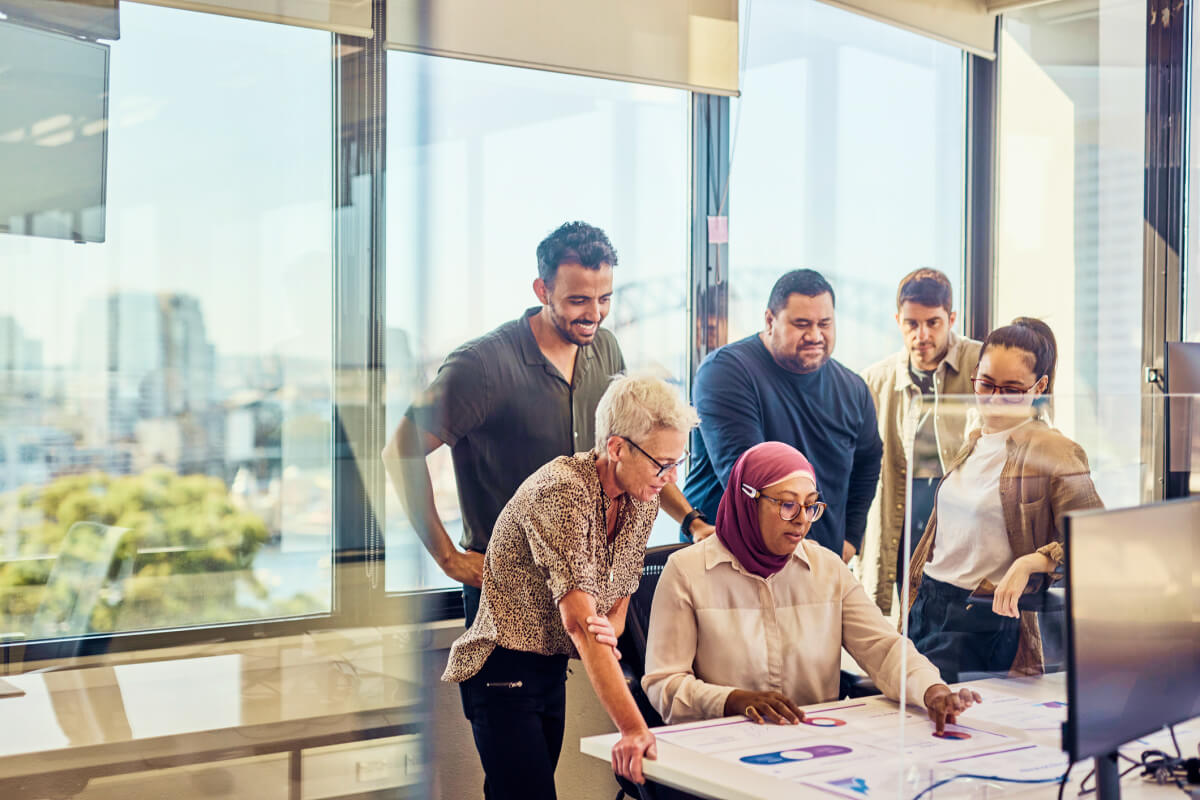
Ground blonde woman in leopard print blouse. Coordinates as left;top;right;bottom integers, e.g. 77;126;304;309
444;373;698;799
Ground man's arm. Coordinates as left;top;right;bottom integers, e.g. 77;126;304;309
659;485;715;541
844;384;884;557
559;590;656;784
381;415;483;587
694;354;766;488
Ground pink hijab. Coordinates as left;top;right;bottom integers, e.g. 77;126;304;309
715;442;818;578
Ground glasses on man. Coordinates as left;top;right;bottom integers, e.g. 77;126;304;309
621;436;688;478
740;483;826;522
970;376;1041;402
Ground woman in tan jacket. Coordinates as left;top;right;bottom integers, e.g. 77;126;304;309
906;318;1104;681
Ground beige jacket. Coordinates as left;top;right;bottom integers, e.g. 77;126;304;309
858;332;983;614
905;419;1105;676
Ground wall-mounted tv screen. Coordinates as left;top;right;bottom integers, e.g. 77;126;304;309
0;19;110;243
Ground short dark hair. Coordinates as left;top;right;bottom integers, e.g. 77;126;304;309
535;221;617;285
897;268;954;313
767;269;835;314
981;317;1058;393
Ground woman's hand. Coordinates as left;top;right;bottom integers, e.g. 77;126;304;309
924;685;982;733
992;555;1040;618
585;615;621;659
611;726;657;784
723;689;805;725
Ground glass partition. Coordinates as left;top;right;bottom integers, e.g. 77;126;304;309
830;391;1187;800
726;0;966;372
382;52;691;595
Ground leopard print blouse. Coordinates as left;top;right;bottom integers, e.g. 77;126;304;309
443;451;658;683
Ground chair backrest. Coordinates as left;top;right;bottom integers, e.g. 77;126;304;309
30;522;129;639
617;542;689;731
620;542;690;675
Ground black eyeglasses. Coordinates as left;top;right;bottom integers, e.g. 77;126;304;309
740;484;826;522
621;436;688;478
970;377;1041;401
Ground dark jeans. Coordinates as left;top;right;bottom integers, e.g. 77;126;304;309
908;574;1020;684
897;477;939;592
462;584;482;628
459;647;569;800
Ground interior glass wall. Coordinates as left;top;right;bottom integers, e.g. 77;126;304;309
382;53;691;594
995;0;1146;507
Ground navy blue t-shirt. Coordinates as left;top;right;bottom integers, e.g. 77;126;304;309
683;334;883;555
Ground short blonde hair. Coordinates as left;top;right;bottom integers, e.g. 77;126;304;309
594;372;700;451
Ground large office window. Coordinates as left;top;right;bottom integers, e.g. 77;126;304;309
0;4;335;642
726;0;966;372
383;54;690;593
995;2;1145;505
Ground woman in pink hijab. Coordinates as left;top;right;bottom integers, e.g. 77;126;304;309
640;442;979;730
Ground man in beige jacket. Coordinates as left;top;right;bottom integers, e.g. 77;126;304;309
859;269;981;615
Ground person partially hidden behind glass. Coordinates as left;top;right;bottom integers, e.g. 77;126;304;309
905;318;1104;682
635;441;978;731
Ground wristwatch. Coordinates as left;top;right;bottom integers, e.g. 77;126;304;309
680;508;708;540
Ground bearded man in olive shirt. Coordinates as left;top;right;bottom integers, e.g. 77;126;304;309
382;221;626;626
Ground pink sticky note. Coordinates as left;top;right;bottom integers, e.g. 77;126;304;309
707;215;729;244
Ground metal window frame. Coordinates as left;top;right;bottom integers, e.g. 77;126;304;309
963;49;997;341
1143;0;1189;501
689;93;731;386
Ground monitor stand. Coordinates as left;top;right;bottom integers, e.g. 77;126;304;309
1095;752;1121;800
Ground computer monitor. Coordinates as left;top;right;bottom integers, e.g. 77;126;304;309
1063;497;1200;800
1166;342;1200;495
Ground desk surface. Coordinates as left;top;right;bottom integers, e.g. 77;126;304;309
0;652;422;782
581;674;1199;800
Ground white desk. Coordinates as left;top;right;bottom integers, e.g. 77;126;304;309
581;675;1199;799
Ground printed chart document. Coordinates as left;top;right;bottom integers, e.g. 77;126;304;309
654;699;1015;783
958;687;1068;734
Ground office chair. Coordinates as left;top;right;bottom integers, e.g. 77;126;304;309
965;572;1067;674
29;522;130;641
613;543;692;800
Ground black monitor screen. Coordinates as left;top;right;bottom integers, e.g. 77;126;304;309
0;20;109;243
1064;497;1200;762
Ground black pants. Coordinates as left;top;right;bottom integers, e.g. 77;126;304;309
459;647;569;800
896;477;939;592
908;574;1021;684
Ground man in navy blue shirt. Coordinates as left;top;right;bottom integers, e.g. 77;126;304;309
679;269;883;560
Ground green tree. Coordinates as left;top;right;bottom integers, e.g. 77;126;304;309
0;469;274;637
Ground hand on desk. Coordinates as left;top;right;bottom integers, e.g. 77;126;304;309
724;689;806;725
612;726;657;785
923;685;982;733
